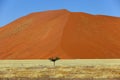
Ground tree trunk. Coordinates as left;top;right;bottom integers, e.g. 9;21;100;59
53;62;55;67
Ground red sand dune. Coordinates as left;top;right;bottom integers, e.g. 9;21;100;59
0;9;120;59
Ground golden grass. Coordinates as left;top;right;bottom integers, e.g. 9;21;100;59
0;59;119;79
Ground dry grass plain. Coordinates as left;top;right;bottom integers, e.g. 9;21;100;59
0;59;119;80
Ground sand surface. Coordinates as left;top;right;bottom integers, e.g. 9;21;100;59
0;10;120;59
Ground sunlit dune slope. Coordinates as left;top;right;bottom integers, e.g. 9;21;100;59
0;9;120;59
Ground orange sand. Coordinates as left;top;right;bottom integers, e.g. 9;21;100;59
0;9;120;59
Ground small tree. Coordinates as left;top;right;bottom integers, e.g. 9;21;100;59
49;57;60;67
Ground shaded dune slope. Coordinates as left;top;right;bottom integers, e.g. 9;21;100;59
0;10;120;59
